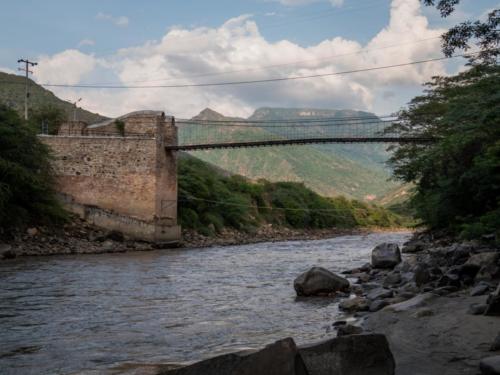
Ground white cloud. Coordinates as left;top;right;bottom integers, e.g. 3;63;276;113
36;50;97;85
0;66;15;74
34;0;449;119
96;12;129;27
78;39;95;47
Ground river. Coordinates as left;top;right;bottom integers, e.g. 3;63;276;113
0;231;411;374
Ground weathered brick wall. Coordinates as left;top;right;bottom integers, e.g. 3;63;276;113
42;136;158;220
39;113;180;242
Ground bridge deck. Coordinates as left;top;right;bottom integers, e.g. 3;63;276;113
166;137;435;151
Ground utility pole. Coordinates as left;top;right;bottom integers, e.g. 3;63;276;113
17;58;38;120
73;98;82;121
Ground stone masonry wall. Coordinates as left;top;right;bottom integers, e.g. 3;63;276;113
39;113;180;242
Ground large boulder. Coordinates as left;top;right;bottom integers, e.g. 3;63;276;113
294;267;350;296
163;338;308;375
371;243;402;269
465;252;499;269
480;355;500;374
299;334;395;375
485;283;500;316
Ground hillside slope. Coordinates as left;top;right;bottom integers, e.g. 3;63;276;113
0;72;107;124
180;108;399;201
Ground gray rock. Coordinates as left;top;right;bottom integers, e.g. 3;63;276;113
299;334;395;375
383;293;436;312
371;243;401;269
467;303;488;315
466;252;499;269
490;333;500;351
399;281;420;294
414;265;432;287
367;288;393;301
477;264;500;282
294;267;350;297
164;337;308;375
383;272;402;287
437;272;461;288
433;286;459;296
359;263;372;272
485;283;500;316
336;324;363;337
394;261;412;273
402;240;426;253
471;283;491;297
480;355;500;374
339;297;369;313
412;308;434;318
355;272;371;284
369;299;390;312
397;291;416;300
0;244;16;259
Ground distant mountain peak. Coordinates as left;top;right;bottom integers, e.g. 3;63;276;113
192;108;227;121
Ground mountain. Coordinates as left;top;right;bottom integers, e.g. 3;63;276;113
0;72;107;124
179;108;400;201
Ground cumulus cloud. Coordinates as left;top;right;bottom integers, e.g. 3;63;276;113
33;0;447;119
96;12;129;27
36;50;97;84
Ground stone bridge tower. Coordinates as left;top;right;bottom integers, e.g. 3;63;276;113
40;111;180;243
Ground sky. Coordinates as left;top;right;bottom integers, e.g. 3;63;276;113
0;0;497;118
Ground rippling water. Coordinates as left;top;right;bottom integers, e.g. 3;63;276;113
0;231;411;374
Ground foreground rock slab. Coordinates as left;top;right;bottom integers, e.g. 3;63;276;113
299;334;395;375
294;266;350;296
363;294;500;375
162;338;308;375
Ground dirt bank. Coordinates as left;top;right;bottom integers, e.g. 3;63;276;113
0;217;410;260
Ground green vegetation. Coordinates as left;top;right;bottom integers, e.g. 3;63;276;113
178;155;405;236
0;105;66;231
0;72;107;124
388;65;499;238
388;1;499;239
29;105;66;135
115;119;126;136
182;107;398;201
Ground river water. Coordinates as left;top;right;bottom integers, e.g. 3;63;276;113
0;231;411;374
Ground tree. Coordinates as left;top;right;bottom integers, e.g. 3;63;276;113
387;64;500;237
421;0;499;64
29;105;67;135
0;105;66;231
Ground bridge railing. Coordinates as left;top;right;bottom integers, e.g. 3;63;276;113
174;116;410;150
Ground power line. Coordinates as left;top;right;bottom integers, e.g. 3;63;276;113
176;121;395;129
178;115;399;124
2;53;472;90
179;195;383;214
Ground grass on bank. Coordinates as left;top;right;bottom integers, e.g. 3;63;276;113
178;155;408;236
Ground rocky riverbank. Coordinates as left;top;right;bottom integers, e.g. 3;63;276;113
0;217;408;259
313;231;500;374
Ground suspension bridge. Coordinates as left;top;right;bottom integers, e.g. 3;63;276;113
168;115;435;151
